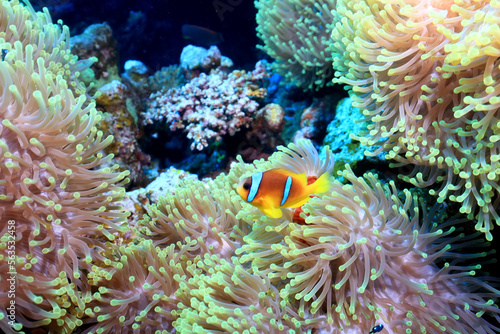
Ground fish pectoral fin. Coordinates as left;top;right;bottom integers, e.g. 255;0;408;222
260;206;283;218
283;196;312;209
254;197;283;218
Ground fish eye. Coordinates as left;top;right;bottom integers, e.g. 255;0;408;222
243;182;251;190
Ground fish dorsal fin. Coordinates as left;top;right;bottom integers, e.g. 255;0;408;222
297;171;308;185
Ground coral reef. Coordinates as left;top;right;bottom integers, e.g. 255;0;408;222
70;23;153;190
235;102;287;162
121;60;151;99
148;64;186;93
95;80;151;188
70;22;120;86
323;98;382;174
255;0;336;90
256;103;285;133
293;96;337;142
2;1;500;333
330;0;500;240
122;60;149;89
180;44;233;79
143;60;269;151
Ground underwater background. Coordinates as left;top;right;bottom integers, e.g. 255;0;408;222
1;0;500;333
32;0;261;74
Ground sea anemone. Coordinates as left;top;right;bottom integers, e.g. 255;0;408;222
0;247;91;333
330;0;500;240
83;240;187;333
172;253;300;333
138;177;244;260
0;0;129;331
255;0;337;90
234;140;500;333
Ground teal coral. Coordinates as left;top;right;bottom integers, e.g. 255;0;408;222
323;97;381;174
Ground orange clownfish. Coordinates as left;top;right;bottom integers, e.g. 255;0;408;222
236;169;331;218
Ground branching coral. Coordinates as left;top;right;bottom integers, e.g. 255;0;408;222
0;0;129;331
255;0;337;90
148;64;185;93
143;61;268;151
330;0;500;240
234;140;500;333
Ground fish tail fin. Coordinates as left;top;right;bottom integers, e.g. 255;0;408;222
307;170;333;195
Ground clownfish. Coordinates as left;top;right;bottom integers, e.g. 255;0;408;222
236;169;332;218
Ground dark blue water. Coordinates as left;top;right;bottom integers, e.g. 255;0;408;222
30;0;261;71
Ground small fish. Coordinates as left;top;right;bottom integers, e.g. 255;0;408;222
182;24;224;46
1;49;8;61
369;324;384;333
236;169;331;218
